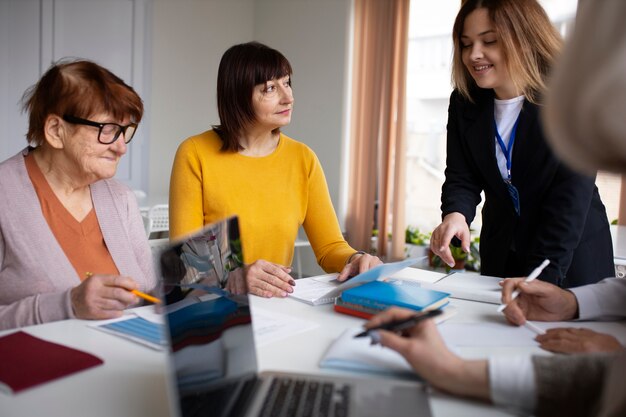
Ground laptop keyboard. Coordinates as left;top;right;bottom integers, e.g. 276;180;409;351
260;377;351;417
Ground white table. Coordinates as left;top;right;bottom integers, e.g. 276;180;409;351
0;315;172;417
252;296;543;417
2;276;626;417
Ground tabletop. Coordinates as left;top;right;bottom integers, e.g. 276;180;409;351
2;272;625;417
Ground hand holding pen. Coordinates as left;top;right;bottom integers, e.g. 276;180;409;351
497;259;550;313
70;272;154;320
355;309;443;339
498;263;580;326
361;307;476;395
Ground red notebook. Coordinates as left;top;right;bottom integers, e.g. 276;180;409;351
0;331;104;394
333;297;383;319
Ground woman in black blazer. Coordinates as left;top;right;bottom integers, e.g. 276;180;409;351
430;0;614;288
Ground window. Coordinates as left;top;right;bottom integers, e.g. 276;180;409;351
404;0;619;235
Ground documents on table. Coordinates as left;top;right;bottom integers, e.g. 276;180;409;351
89;312;165;350
397;270;504;304
389;267;447;284
250;305;319;347
438;322;542;347
288;257;425;305
319;327;416;379
287;273;341;305
320;308;456;378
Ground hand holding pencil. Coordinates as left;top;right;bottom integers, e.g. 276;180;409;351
85;272;160;304
71;272;156;320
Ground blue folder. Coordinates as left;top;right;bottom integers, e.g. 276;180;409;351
341;280;449;312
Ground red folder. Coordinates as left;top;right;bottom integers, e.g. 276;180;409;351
0;331;103;394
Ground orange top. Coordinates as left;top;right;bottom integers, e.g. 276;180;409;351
24;153;119;281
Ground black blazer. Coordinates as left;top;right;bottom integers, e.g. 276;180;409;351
441;89;614;287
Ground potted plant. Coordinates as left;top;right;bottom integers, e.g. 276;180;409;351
465;236;481;272
428;243;467;272
429;235;480;272
405;226;431;258
370;229;391;256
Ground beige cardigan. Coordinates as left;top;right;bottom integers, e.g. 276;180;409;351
0;149;156;330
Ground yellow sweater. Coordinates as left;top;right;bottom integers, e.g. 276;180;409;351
169;130;356;272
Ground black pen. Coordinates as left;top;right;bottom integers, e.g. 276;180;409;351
354;309;443;338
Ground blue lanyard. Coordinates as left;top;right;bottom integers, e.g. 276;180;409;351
494;115;520;181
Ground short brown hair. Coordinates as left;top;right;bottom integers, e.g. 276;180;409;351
451;0;562;104
213;42;292;152
22;58;143;146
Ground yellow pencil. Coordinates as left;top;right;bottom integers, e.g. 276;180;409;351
130;289;161;304
84;272;161;304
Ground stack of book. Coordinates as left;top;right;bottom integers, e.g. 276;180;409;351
334;280;450;319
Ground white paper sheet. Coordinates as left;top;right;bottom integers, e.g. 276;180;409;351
439;322;539;347
288;274;339;305
421;273;504;304
390;267;447;284
250;306;320;347
319;327;416;378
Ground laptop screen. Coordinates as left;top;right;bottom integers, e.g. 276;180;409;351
157;216;258;417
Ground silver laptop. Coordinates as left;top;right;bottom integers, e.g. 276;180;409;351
157;216;432;417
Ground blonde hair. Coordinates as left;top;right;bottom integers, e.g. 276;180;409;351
451;0;563;103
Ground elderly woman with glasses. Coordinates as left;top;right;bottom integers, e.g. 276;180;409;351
0;59;156;330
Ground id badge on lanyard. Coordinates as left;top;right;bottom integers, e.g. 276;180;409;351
495;116;521;216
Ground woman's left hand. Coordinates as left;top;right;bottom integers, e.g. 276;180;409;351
536;328;624;354
337;253;382;282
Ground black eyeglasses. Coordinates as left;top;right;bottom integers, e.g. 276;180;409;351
62;115;138;145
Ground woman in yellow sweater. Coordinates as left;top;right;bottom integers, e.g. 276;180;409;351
169;42;380;298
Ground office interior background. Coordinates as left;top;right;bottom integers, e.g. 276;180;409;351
2;0;614;277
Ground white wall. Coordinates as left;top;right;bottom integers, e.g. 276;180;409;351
253;0;352;212
0;0;40;163
149;0;256;200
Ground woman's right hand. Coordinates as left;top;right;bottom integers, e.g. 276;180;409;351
244;259;295;298
71;274;140;320
365;307;490;400
430;212;470;267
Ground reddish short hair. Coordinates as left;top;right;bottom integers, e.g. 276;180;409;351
22;58;143;146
